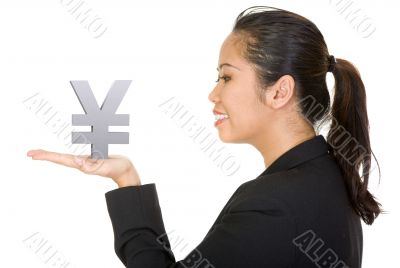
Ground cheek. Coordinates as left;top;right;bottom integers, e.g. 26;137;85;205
232;107;261;129
243;114;263;130
223;81;261;127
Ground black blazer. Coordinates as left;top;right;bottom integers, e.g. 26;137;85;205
105;135;362;267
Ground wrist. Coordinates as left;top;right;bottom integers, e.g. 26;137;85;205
115;168;141;188
117;180;141;188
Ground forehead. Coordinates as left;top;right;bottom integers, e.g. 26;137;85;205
218;33;248;70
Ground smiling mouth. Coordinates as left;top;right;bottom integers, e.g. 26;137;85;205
214;114;229;121
214;114;229;127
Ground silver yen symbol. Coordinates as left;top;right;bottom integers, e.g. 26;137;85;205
70;80;131;159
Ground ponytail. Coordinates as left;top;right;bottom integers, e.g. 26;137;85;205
327;58;382;225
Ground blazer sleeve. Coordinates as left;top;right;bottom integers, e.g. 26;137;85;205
105;183;296;268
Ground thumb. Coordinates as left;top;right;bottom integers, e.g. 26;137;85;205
74;156;103;174
74;156;84;166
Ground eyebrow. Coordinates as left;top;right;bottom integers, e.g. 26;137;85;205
216;63;241;71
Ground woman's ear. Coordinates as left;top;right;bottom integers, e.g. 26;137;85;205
264;74;295;110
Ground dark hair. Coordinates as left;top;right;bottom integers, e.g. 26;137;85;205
232;6;382;225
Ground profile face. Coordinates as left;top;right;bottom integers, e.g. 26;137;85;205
208;33;271;144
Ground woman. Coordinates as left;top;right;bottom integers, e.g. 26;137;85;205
27;6;382;268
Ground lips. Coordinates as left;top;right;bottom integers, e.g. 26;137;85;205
213;109;229;120
213;109;228;115
214;116;228;127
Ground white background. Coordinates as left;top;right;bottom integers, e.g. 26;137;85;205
0;0;398;267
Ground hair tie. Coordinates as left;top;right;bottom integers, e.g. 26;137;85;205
327;55;336;73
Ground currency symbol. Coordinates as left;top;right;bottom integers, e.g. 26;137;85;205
70;80;131;159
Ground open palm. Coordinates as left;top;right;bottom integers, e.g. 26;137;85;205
26;149;141;187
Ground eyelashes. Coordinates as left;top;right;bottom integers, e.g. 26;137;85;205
215;75;231;83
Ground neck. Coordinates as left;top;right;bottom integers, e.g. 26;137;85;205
256;131;316;169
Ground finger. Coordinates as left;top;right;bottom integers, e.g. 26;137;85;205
27;149;45;157
27;149;107;175
27;149;88;169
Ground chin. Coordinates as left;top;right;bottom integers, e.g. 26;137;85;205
218;132;246;144
217;131;232;143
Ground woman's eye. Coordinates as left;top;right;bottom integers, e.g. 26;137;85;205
215;76;231;83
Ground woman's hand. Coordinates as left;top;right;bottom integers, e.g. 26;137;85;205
26;149;141;188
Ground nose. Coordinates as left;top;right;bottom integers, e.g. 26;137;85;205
208;83;219;104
